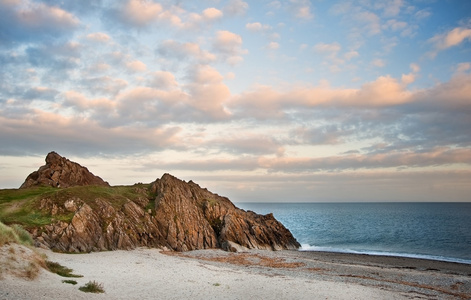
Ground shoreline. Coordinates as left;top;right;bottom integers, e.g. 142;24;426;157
298;247;471;266
1;247;470;299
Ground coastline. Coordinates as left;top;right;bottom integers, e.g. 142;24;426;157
1;248;470;299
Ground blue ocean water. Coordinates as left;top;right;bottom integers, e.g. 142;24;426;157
236;202;471;264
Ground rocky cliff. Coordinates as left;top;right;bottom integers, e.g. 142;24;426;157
20;152;109;189
23;153;300;252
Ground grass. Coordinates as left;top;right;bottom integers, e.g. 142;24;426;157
62;279;78;285
0;184;153;228
0;221;19;246
45;261;83;278
0;187;56;227
0;221;33;246
79;280;105;293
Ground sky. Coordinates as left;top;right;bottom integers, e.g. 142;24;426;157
1;0;470;202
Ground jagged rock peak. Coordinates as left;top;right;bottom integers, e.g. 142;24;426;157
149;173;300;252
20;151;109;189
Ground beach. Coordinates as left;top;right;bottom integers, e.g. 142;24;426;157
1;248;470;299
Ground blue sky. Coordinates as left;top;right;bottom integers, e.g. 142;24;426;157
1;0;470;202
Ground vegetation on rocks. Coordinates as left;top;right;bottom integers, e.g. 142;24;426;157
0;152;300;253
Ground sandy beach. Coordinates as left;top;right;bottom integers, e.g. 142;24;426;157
1;248;470;300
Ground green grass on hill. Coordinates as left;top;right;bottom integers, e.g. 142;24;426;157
0;184;153;228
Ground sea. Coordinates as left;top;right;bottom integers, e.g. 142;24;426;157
236;202;471;265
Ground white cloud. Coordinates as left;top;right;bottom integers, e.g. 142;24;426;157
126;60;147;72
288;0;313;20
185;65;232;120
267;42;279;50
428;27;471;58
223;0;248;17
371;58;385;67
354;10;381;35
202;7;223;20
383;19;407;32
148;71;179;90
246;22;272;32
121;0;163;27
63;90;115;113
17;1;80;29
378;0;404;17
410;63;420;73
157;40;216;63
313;42;341;55
86;32;111;43
344;50;359;60
212;30;248;65
401;73;415;85
0;0;79;44
455;62;471;74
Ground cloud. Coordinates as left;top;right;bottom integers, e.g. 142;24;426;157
291;125;349;145
184;65;232;120
428;27;471;58
383;19;407;32
455;62;471;74
288;0;313;20
376;0;404;17
206;134;285;156
246;22;272;32
344;50;359;60
132;146;471;174
412;73;471;112
313;42;341;55
267;42;279;50
223;0;248;16
354;10;381;35
371;58;385;67
119;0;164;27
147;71;179;90
0;110;184;156
202;7;223;20
157;40;216;64
229;74;417;120
25;41;81;70
63;90;115;114
125;60;147;72
86;32;111;43
23;86;59;101
0;0;80;45
257;147;471;173
212;30;248;65
79;76;128;96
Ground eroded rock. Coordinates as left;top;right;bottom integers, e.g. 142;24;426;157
25;154;299;252
20;151;109;189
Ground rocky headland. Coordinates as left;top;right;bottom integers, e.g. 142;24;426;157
15;152;300;253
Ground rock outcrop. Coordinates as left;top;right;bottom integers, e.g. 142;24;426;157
22;153;299;252
150;174;300;251
20;152;109;189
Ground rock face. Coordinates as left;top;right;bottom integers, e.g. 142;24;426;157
22;153;299;252
150;174;300;251
20;152;109;189
32;173;300;252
